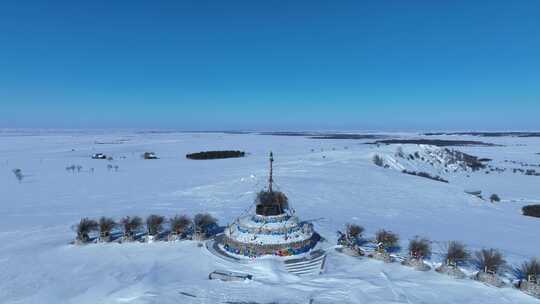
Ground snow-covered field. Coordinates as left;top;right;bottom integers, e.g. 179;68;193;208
1;130;539;304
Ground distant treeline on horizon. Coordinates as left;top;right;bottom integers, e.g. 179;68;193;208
186;150;246;160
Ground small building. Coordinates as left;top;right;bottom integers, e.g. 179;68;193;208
91;153;107;159
143;152;159;159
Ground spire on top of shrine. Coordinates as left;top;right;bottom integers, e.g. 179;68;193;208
268;151;274;192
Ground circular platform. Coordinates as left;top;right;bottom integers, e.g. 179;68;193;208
206;234;246;263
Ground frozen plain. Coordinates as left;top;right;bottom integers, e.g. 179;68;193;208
0;130;539;304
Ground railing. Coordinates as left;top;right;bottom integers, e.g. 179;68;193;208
234;224;303;235
251;214;291;223
222;235;316;257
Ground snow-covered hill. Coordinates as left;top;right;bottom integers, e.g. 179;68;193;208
371;144;489;181
0;131;539;303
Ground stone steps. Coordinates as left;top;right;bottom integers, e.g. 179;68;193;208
283;251;326;276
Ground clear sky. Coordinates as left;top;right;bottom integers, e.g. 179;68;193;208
1;1;539;131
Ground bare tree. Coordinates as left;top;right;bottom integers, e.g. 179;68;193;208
375;229;399;251
121;216;143;239
519;258;540;282
170;215;192;238
475;248;506;274
12;168;23;183
76;218;98;243
372;155;384;167
346;224;364;240
68;165;76;173
408;237;431;259
444;241;469;266
338;223;365;248
194;213;218;237
98;217;117;241
146;214;165;236
256;190;289;208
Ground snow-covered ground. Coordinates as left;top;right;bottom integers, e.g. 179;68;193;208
0;130;539;303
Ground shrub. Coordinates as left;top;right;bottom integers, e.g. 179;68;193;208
194;213;218;235
519;258;540;281
170;215;192;236
475;248;506;274
525;169;540;176
408;237;431;259
395;147;405;158
98;217;117;238
490;194;501;203
372;155;384;167
346;224;364;239
146;214;165;236
445;241;469;265
522;204;540;218
12;168;23;183
256;190;290;215
256;190;289;207
375;229;399;249
121;216;143;237
76;218;98;242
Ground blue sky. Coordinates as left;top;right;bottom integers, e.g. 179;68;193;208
1;1;539;130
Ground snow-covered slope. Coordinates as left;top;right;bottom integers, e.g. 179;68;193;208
372;144;487;177
0;131;539;303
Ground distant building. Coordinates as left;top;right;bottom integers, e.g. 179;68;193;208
91;153;107;160
143;152;158;159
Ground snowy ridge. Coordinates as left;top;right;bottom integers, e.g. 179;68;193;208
374;144;486;179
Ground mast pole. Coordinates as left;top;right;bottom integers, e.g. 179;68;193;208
269;151;274;192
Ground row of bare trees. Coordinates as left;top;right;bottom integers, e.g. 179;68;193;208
66;165;83;173
340;224;540;292
75;213;218;244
